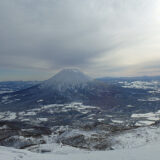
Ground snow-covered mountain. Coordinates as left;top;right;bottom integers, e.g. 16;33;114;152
41;68;92;91
0;69;120;111
1;69;160;114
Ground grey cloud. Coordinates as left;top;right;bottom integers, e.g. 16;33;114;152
0;0;160;78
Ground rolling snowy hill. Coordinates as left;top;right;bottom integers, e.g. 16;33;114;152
1;124;160;160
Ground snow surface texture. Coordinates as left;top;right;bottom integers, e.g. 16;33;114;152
1;138;160;160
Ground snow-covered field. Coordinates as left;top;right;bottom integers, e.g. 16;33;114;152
120;81;160;90
131;111;160;126
0;102;101;123
1;102;160;127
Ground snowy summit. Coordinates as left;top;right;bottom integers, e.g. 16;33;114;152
41;68;92;91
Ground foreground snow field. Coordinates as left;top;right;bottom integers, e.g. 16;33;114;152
0;140;160;160
1;124;160;160
1;122;160;160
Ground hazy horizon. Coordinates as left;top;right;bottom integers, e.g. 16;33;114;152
1;68;160;82
1;0;160;81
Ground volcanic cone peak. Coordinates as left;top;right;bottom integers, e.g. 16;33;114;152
41;68;92;91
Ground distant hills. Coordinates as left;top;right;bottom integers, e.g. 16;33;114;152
97;76;160;82
0;81;41;94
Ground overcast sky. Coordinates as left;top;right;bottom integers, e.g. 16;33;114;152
0;0;160;81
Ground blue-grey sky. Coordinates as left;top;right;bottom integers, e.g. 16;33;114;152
0;0;160;81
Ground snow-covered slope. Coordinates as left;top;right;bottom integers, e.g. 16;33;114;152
41;69;92;91
1;137;160;160
1;124;160;160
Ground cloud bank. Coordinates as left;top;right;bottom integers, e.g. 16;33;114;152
0;0;160;80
